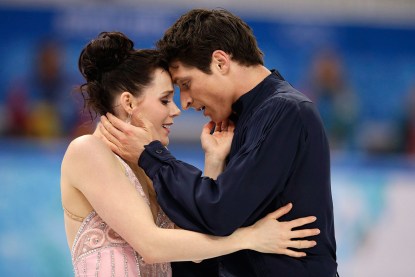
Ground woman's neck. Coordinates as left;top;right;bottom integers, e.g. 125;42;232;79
93;124;160;221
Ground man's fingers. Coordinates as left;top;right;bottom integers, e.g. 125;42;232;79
266;203;293;219
99;122;122;150
98;124;122;155
101;114;124;140
130;109;148;128
105;110;148;129
106;113;124;130
131;113;144;128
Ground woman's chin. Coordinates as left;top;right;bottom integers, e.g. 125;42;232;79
160;137;169;147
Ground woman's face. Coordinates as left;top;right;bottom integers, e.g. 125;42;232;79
135;68;181;146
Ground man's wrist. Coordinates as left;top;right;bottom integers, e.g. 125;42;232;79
138;140;175;179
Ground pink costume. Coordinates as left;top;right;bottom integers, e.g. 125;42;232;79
70;157;173;276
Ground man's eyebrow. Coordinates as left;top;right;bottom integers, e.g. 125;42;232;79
172;77;182;85
173;77;186;85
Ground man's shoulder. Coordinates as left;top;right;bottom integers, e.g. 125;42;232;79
274;83;312;104
249;85;321;131
256;86;311;115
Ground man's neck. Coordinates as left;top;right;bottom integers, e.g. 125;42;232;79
232;65;271;102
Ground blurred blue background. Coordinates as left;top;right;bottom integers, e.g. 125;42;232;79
1;1;415;276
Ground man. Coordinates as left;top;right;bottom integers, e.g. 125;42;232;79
101;8;338;277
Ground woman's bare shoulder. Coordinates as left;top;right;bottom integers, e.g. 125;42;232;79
64;134;111;160
62;134;116;177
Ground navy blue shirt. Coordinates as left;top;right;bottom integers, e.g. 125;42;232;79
139;71;338;277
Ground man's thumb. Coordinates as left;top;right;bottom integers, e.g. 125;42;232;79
131;110;149;128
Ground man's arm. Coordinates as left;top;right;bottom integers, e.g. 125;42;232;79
141;98;305;236
99;110;159;163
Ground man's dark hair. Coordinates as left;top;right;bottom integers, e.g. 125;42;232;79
156;8;264;74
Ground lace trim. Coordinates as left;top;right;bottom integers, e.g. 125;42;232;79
115;155;150;206
71;211;97;260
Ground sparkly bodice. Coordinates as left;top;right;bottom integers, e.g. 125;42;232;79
71;156;173;276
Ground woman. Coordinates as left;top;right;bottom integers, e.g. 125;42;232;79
61;31;319;276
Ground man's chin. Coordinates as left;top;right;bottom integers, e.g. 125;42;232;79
211;118;226;124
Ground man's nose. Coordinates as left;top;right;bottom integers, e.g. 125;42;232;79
180;91;192;110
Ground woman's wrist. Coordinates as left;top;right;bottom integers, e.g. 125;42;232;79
204;151;226;162
204;154;225;179
231;226;253;251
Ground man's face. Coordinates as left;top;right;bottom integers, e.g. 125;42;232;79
169;61;233;123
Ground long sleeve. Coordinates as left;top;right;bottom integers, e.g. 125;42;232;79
139;97;306;236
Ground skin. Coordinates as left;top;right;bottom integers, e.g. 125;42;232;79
171;50;271;122
62;68;320;264
93;67;319;261
99;50;272;160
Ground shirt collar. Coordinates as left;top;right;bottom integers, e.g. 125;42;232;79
230;69;284;122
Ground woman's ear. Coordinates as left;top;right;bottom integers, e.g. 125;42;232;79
119;91;134;114
212;50;230;74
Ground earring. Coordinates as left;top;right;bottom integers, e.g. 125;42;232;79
126;113;132;124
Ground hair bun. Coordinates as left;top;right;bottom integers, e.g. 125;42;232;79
79;31;134;81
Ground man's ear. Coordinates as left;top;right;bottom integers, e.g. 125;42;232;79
119;91;134;114
212;50;230;74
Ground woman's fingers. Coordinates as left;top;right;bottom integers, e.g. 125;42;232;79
280;249;307;258
227;121;235;132
215;122;222;132
266;203;293;220
285;239;317;250
202;121;216;136
290;228;320;239
287;216;317;229
221;120;229;131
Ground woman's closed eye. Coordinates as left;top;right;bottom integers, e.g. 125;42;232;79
161;99;171;105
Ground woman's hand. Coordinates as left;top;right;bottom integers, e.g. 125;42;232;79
201;120;235;160
242;203;320;257
201;120;235;179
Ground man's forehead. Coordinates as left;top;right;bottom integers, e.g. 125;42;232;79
169;60;181;69
168;61;187;83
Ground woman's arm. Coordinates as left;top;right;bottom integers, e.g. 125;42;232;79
62;135;318;264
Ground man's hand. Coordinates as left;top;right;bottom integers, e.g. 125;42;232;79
99;109;158;163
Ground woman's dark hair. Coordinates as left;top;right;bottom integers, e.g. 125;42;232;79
78;31;167;117
156;8;264;74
